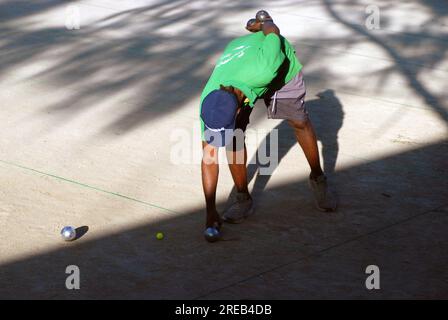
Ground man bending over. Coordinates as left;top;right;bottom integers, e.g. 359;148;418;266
200;10;337;242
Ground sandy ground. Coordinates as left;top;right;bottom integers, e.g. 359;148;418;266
0;0;447;299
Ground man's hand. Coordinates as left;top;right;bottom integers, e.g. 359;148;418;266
255;10;273;24
246;18;262;32
262;21;280;35
246;10;279;35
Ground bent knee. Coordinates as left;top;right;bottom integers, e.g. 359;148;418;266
288;118;310;130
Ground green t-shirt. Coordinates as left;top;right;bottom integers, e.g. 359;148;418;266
200;32;284;107
200;31;303;108
281;35;303;86
199;32;303;140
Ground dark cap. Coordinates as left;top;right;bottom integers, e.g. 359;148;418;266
201;89;238;147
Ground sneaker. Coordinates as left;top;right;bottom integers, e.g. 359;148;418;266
308;174;338;212
222;192;254;224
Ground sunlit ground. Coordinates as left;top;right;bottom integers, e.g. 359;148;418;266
0;0;447;299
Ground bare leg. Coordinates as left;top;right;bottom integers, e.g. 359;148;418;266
201;141;221;227
223;140;254;223
225;142;250;195
288;119;323;179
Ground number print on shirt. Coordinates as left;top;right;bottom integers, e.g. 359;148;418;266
216;46;251;68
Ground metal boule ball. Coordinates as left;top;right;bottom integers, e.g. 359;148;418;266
246;18;257;28
61;226;77;241
204;227;221;242
256;10;272;22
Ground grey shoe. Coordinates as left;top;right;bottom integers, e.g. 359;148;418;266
222;192;254;224
308;174;338;212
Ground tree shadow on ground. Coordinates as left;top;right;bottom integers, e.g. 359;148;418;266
1;0;447;300
1;0;446;137
322;0;448;126
0;0;302;137
0;139;447;299
227;89;344;202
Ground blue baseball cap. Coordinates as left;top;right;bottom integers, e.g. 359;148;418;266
201;89;238;147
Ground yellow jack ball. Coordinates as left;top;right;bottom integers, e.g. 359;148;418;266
156;232;164;240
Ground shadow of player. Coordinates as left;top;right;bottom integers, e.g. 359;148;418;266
229;89;344;201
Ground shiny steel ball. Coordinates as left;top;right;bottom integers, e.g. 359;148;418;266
255;10;272;22
204;227;221;242
61;226;77;241
246;18;257;28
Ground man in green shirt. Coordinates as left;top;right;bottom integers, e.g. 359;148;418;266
200;11;337;242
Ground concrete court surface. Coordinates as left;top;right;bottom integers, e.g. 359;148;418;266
0;0;447;299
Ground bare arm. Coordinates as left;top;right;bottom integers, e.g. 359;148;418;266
246;10;279;35
262;21;280;36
